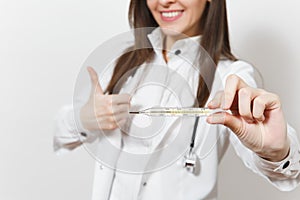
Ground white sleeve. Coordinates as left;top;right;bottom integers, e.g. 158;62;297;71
53;104;98;155
253;125;300;188
222;60;300;191
53;47;120;155
53;39;135;155
229;125;300;191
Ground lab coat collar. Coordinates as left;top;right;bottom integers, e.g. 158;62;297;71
147;27;201;60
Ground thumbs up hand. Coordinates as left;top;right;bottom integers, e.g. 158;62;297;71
80;67;131;131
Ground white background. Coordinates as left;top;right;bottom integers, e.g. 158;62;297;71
0;0;299;199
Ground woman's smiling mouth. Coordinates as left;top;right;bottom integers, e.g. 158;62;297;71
160;10;184;22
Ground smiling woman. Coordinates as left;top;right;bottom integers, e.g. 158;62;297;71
146;0;208;38
53;0;300;200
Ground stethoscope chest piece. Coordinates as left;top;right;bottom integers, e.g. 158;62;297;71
183;116;201;174
184;150;197;173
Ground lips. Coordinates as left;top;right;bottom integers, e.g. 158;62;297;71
160;10;183;22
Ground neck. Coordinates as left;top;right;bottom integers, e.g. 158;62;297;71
163;35;186;51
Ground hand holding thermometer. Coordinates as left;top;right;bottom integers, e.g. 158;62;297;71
129;107;232;117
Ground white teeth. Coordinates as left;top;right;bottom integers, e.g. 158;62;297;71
162;11;181;18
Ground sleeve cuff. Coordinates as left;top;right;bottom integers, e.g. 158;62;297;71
254;133;300;177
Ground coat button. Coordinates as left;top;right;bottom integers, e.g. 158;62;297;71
175;50;181;55
143;182;147;186
80;132;87;137
282;161;290;169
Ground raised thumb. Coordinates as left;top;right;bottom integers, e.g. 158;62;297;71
87;66;104;95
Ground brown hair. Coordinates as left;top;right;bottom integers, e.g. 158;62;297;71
105;0;236;107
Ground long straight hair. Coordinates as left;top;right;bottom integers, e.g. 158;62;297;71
105;0;236;107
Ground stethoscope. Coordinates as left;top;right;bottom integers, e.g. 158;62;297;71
123;67;201;173
183;116;200;173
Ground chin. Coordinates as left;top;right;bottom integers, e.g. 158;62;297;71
160;27;186;37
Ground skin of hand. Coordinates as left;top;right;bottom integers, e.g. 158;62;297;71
80;67;131;131
206;74;290;162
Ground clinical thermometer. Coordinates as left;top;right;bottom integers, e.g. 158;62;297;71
129;107;230;117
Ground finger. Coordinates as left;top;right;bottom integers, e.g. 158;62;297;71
207;91;223;109
238;87;260;122
206;112;226;124
117;118;128;127
111;104;130;115
87;66;104;94
252;92;280;121
101;112;129;130
94;116;116;130
223;75;247;109
252;95;267;122
111;93;131;105
97;115;119;130
263;93;281;110
114;112;130;124
207;112;243;136
101;122;118;130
